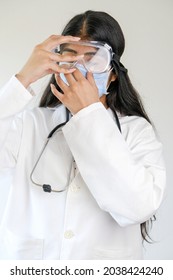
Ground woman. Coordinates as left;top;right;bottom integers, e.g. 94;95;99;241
0;10;166;259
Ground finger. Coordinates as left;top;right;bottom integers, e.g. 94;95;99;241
87;72;97;88
64;72;77;85
72;68;86;81
55;74;69;92
40;35;81;51
49;52;84;63
50;83;64;102
48;62;76;74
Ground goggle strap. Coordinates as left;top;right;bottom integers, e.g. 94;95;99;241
112;54;128;73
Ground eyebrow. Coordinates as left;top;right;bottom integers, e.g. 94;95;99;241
62;47;97;55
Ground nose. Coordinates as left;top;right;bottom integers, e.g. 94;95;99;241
74;58;85;66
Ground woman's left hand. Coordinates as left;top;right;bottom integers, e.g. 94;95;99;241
50;69;100;114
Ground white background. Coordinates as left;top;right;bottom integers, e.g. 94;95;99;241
0;0;172;259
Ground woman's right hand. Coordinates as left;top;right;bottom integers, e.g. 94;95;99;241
15;35;82;88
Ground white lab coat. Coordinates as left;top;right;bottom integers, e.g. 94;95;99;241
0;76;166;260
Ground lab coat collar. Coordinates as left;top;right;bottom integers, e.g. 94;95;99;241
50;104;68;128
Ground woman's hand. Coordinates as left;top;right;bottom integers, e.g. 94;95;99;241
15;35;83;88
50;69;100;115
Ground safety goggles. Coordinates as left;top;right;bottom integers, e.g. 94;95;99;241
55;41;114;73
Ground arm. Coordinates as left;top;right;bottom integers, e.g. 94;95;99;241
0;76;33;150
63;103;166;226
0;35;83;119
0;114;23;194
0;115;23;170
0;75;33;119
51;68;166;226
0;35;83;148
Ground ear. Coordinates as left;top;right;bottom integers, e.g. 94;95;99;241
107;72;117;88
110;72;117;82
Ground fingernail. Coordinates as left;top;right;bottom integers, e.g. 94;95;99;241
50;83;55;88
67;68;76;73
73;37;81;40
77;54;84;58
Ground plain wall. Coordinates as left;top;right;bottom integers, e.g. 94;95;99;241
0;0;173;259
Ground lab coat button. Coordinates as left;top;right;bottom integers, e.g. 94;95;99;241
64;230;74;239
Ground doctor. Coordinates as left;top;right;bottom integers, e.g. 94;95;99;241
0;10;166;259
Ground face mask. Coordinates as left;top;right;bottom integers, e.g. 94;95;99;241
59;64;110;98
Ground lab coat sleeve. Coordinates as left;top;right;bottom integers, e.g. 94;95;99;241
0;113;23;194
0;75;33;119
0;115;23;170
62;102;166;226
0;76;33;149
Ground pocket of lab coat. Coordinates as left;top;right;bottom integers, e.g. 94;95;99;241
0;228;44;259
93;248;133;260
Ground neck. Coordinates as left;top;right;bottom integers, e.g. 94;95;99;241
100;94;108;109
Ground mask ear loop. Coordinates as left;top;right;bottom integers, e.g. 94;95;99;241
106;67;114;91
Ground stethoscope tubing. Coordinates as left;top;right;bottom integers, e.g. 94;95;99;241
30;107;121;193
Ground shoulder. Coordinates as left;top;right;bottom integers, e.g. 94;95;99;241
108;108;153;135
120;114;152;134
108;109;159;148
119;114;162;155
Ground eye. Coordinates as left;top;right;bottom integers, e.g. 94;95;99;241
84;52;96;61
61;50;77;57
60;46;77;56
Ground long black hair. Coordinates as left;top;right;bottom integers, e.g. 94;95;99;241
40;10;154;241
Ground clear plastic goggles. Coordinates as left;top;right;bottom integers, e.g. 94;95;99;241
55;41;113;73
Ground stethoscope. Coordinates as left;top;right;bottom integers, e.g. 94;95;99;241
30;107;121;193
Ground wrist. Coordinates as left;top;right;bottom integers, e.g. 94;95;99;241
15;73;32;88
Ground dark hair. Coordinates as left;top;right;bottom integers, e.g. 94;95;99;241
40;10;154;241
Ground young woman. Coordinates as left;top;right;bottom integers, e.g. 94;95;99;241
0;10;166;259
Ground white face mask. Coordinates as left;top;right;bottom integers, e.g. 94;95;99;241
60;64;110;97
